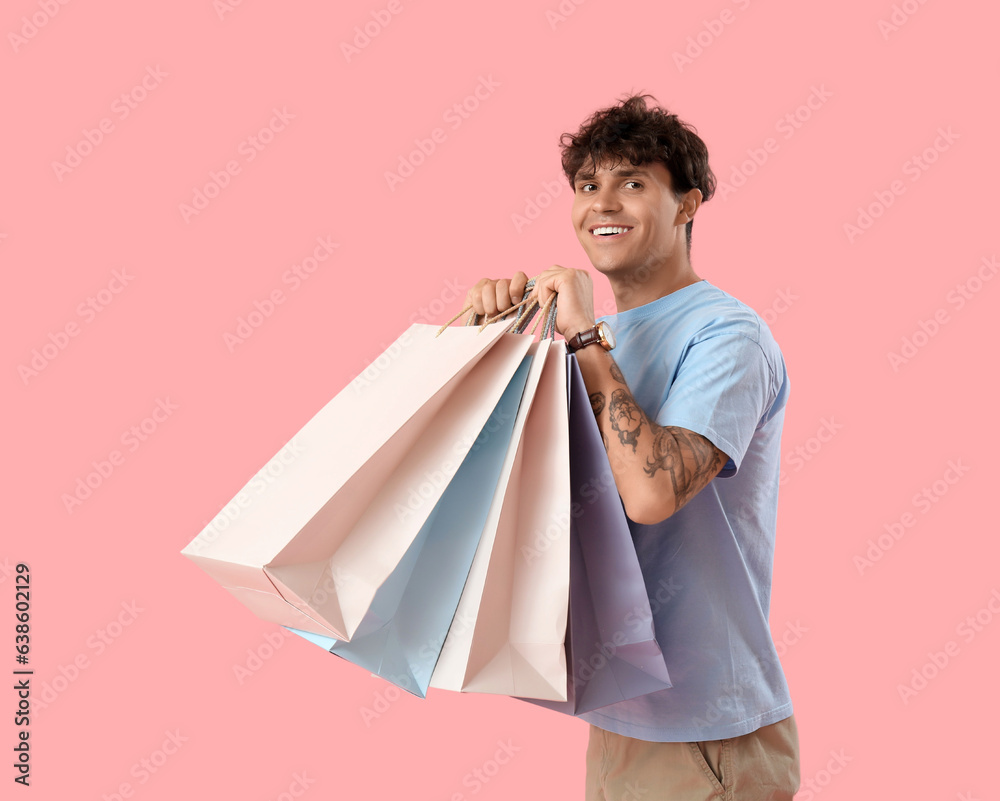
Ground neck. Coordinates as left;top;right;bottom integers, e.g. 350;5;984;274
608;259;702;313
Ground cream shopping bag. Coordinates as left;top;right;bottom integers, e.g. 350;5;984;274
182;322;532;640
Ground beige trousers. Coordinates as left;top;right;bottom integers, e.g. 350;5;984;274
585;715;800;800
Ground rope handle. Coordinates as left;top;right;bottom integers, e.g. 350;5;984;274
435;276;558;340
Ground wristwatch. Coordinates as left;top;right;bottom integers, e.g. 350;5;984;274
566;321;616;353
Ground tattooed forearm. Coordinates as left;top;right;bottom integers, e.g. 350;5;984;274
609;388;642;452
589;391;606;416
574;349;727;522
644;426;725;512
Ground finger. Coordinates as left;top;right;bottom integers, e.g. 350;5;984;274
510;271;528;305
467;280;487;316
465;287;480;316
481;280;499;317
534;269;559;310
495;279;511;312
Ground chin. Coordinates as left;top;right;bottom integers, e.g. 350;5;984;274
588;256;635;277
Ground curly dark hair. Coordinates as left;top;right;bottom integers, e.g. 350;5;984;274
559;93;716;257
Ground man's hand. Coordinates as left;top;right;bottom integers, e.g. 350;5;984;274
532;266;597;341
465;271;530;318
465;266;597;341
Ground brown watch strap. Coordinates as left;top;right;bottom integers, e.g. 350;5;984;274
567;326;601;352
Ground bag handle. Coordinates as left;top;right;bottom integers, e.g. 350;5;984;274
435;277;558;339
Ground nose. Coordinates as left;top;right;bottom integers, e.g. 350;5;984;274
589;184;621;213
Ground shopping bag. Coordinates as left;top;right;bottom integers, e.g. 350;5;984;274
182;322;532;640
284;352;534;697
518;354;672;714
430;339;572;701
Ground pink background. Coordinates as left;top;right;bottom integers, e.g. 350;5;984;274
4;0;998;797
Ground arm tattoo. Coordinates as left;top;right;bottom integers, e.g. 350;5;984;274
609;362;626;385
589;391;606;416
609;388;642;452
644;426;725;512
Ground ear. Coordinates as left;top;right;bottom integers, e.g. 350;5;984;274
677;187;703;224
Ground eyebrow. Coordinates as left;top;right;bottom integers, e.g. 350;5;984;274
574;167;650;182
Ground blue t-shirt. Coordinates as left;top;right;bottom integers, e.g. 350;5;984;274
579;279;793;742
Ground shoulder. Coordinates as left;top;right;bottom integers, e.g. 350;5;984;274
684;283;784;358
677;283;787;396
684;283;764;343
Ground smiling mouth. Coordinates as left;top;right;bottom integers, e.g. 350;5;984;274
591;226;633;238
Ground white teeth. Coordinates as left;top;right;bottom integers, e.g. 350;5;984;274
593;226;630;235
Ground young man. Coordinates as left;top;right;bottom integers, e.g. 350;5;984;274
467;95;800;799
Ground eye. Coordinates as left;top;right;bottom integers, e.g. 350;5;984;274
578;182;597;192
624;180;642;189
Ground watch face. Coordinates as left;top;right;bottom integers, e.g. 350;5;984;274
599;321;616;349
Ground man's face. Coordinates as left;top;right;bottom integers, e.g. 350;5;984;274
570;158;692;278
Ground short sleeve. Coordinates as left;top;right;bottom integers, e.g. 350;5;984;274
654;333;780;477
